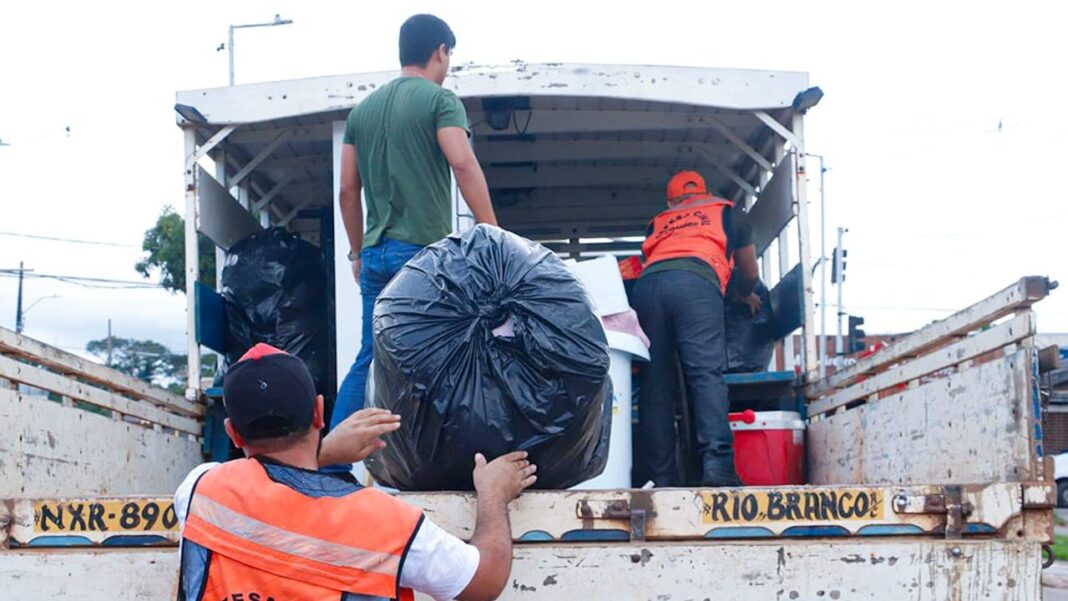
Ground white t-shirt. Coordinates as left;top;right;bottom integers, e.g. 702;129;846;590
174;463;479;601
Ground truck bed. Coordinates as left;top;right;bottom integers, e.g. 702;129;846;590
0;265;1057;601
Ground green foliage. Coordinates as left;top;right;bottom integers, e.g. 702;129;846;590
135;205;215;293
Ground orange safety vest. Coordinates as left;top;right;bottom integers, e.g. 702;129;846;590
182;458;424;601
642;195;735;294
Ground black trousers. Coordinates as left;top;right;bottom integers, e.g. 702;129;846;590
634;270;734;486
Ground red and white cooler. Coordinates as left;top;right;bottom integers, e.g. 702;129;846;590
728;409;805;486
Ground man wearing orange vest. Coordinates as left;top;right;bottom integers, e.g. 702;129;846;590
174;343;536;601
635;170;760;488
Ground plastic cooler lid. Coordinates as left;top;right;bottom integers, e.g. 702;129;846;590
563;255;630;316
728;410;805;431
605;330;650;362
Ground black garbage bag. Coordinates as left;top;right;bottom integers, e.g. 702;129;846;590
725;280;776;373
220;228;334;402
366;225;612;491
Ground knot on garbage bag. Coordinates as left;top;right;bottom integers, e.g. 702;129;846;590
476;294;510;330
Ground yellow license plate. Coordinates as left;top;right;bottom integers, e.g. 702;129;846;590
34;499;178;533
700;489;884;524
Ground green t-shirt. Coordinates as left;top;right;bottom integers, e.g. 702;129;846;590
343;77;469;249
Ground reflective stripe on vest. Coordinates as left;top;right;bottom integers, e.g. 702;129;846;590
182;458;422;600
642;196;734;293
189;494;403;577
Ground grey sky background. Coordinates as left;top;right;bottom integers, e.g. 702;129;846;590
1;0;1064;358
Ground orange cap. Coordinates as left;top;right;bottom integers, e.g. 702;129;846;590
666;170;713;204
238;342;289;361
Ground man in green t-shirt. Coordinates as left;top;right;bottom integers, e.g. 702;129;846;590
332;14;497;437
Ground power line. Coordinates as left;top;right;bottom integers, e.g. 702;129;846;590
0;269;163;290
0;230;139;248
849;304;958;313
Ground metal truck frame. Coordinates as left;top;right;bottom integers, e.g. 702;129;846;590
0;64;1057;600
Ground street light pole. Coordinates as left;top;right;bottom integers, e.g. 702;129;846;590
805;153;829;378
228;26;236;87
227;14;294;86
18;294;61;334
15;261;24;334
818;157;828;378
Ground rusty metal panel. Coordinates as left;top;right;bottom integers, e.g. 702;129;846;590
5;482;1041;548
417;539;1040;601
809;349;1037;486
0;391;201;499
0;359;199;434
808;312;1035;416
0;328;201;417
1;548;178;600
809;404;865;483
808;276;1052;399
403;482;1035;543
3;497;179;547
0;541;1041;601
1023;483;1056;508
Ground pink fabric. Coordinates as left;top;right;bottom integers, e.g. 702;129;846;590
491;317;515;338
602;309;650;349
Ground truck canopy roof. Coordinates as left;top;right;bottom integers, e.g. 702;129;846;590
176;62;816;254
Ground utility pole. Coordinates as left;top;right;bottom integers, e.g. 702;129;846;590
107;319;113;367
834;227;848;367
807;154;829;379
15;261;24;334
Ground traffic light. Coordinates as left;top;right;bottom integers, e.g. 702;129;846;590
847;315;866;354
831;249;848;284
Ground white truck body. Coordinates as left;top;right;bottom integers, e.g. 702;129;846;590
0;64;1057;600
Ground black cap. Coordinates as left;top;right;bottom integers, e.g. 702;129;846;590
223;343;316;440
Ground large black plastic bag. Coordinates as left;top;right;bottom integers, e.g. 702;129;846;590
221;228;334;400
725;280;776;373
366;225;612;490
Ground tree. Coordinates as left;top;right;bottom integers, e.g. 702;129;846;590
135;205;216;293
87;336;185;385
86;337;218;394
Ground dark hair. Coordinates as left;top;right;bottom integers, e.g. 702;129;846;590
399;14;455;67
245;415;308;441
244;424;313;452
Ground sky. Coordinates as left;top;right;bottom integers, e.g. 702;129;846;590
0;0;1065;360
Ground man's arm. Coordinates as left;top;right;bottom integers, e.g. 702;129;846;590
455;452;536;601
728;206;759;297
437;127;497;226
173;463;219;530
317;408;401;468
338;143;364;281
732;244;760;298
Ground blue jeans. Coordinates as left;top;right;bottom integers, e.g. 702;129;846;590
332;238;424;431
634;270;733;486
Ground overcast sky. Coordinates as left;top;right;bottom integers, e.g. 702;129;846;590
1;0;1065;360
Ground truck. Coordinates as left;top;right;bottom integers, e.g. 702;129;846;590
0;62;1060;599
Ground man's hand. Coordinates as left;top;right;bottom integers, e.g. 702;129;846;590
350;256;362;284
473;451;537;504
318;408;400;467
457;451;537;601
742;292;762;316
